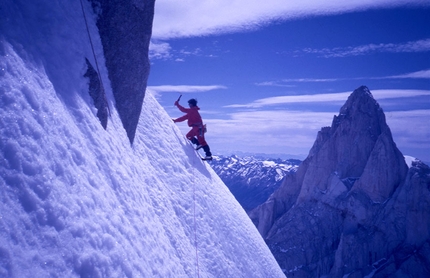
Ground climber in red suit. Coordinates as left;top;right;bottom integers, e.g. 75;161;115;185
173;98;212;160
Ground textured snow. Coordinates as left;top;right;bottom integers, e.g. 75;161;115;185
262;160;276;167
0;1;284;277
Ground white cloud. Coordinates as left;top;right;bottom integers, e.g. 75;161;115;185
201;107;429;159
281;78;339;83
203;108;430;159
225;89;430;108
167;89;429;159
149;42;210;61
255;81;296;87
386;110;430;139
385;110;430;156
301;38;430;58
205;110;335;155
180;48;203;56
255;69;430;88
372;89;430;99
147;85;227;94
386;69;430;79
149;41;172;60
152;0;429;39
256;78;342;87
225;93;349;108
255;79;336;86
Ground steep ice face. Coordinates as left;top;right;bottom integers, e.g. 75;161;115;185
0;40;284;278
0;1;284;277
0;0;155;144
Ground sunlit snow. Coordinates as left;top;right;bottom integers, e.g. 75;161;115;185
0;0;284;276
404;155;417;168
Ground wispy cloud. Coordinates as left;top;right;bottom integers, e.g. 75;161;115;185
204;108;430;158
205;110;335;154
148;85;227;94
152;0;429;39
255;79;336;86
300;38;430;58
385;69;430;79
372;89;430;99
255;81;295;87
225;93;349;108
255;78;343;87
256;69;430;88
149;41;211;61
225;89;430;108
385;110;430;148
149;41;172;60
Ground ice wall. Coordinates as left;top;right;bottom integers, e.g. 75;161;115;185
0;1;284;277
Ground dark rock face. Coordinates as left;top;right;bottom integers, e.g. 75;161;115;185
91;0;155;144
84;58;108;129
250;86;430;277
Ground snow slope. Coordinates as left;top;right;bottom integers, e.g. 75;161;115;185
0;1;283;277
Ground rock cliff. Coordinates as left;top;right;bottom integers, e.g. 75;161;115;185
91;0;155;144
250;86;430;277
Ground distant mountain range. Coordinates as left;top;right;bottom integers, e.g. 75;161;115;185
210;155;301;212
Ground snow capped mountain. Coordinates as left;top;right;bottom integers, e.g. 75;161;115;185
0;1;284;277
210;155;300;211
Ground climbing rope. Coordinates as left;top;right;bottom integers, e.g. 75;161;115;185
78;0;111;116
192;144;200;278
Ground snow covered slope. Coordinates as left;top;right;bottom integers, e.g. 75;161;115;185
0;1;283;277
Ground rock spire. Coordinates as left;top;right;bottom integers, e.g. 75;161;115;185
250;86;429;277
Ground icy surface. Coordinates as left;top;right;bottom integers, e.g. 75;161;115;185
0;1;283;277
404;155;417;168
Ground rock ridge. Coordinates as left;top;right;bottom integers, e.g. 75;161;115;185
91;0;155;144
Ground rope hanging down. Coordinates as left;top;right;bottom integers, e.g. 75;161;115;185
192;147;201;278
79;0;111;116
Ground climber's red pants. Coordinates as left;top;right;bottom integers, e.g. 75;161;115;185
186;126;207;146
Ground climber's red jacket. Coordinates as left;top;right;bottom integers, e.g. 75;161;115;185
173;103;203;127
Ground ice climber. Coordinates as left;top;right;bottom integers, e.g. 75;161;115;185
173;98;213;160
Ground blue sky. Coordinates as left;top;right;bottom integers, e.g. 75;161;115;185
147;0;430;161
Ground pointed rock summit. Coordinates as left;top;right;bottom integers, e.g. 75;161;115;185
93;0;155;144
250;86;430;277
299;85;408;204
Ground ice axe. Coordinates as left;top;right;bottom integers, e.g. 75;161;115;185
174;94;182;106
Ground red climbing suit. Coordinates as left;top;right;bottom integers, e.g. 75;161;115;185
173;102;208;146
